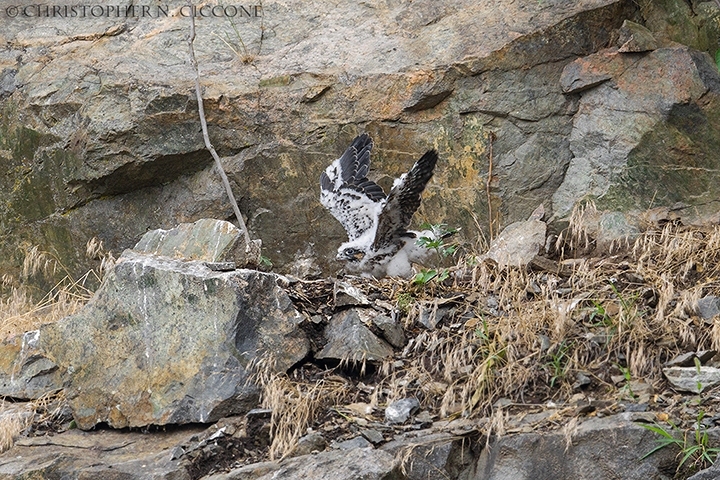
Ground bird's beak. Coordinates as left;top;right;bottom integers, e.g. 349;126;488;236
337;250;365;261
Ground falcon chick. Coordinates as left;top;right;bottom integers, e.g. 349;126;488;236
320;133;439;278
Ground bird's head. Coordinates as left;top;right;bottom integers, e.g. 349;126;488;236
337;247;366;263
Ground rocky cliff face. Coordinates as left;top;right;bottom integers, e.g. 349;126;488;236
0;0;719;285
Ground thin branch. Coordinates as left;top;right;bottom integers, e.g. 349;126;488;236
486;131;497;240
188;11;251;245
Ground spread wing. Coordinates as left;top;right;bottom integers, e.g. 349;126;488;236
320;134;387;241
372;149;438;250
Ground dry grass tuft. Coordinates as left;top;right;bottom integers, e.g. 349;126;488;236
555;201;598;256
397;437;464;479
486;407;508;445
562;416;579;452
1;280;91;339
0;390;66;453
252;359;350;460
1;239;113;339
0;404;32;453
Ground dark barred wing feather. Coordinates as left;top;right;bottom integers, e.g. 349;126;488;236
372;149;438;250
320;134;387;241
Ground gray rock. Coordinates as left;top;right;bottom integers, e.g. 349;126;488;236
418;303;451;330
0;68;16;97
360;429;385;445
371;315;406;348
316;309;394;364
170;445;185;461
333;281;370;308
553;46;720;219
293;432;327;457
0;426;199;479
38;250;309;429
618;411;655;423
689;461;720;480
473;415;679;480
134;218;248;263
332;436;373;450
663;366;720;393
665;352;698;367
560;60;612;94
628;379;654;404
0;330;62;399
665;350;717;367
617;20;659;53
136;218;262;269
414;410;434;425
596;212;640;252
222;447;400;480
696;296;720;320
205;262;236;271
696;349;717;365
484;219;547;268
385;398;421;424
208;461;281;480
572;371;592;390
383;431;473;480
246;408;273;421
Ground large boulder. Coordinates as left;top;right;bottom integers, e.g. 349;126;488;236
36;248;309;429
0;220;310;427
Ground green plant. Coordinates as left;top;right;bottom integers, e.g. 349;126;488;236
695;356;704;393
396;292;414;313
411;268;449;286
641;411;720;472
547;341;572;388
259;255;273;270
412;223;459;286
474;318;491;342
618;364;632;382
588;300;611;326
417;223;460;259
614;363;635;399
608;281;644;325
469;341;507;410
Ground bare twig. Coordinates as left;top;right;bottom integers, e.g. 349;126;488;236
486;131;497;240
187;11;250;244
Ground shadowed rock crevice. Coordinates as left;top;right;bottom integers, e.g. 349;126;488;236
76;149;215;196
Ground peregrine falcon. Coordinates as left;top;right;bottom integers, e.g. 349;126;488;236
320;133;439;278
